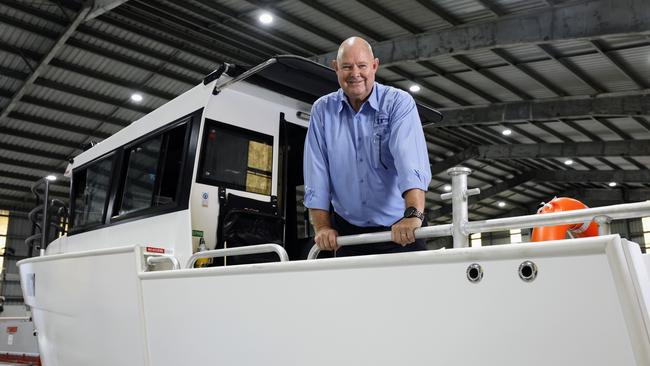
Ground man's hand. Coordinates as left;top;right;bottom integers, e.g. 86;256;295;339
391;217;422;246
315;227;339;251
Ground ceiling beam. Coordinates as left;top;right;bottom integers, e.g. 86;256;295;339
0;66;154;115
86;0;130;20
313;0;650;67
436;93;650;126
0;4;90;123
432;140;650;175
0;40;177;101
536;170;650;183
568;188;650;203
475;0;506;17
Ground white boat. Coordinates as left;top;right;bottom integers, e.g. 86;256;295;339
17;56;650;366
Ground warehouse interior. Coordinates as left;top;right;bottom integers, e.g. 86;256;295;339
0;0;649;319
1;0;650;364
2;0;650;300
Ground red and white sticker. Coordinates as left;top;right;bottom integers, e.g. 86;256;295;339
145;247;166;254
6;326;17;334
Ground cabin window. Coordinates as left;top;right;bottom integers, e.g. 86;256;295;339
199;120;273;195
72;155;114;228
116;123;187;216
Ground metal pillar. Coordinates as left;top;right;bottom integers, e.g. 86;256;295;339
40;178;50;256
594;215;612;236
441;167;480;248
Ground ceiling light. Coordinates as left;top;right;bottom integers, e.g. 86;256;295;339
45;175;57;181
259;12;273;24
443;184;452;192
409;84;421;93
502;129;512;136
130;93;143;103
564;159;574;165
609;182;617;187
498;201;506;207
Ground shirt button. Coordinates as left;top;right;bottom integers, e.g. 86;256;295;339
362;201;366;205
360;179;364;183
359;158;363;162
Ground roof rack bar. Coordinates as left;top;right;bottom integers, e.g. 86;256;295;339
213;58;277;94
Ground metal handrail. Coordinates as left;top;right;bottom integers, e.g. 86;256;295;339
464;200;650;235
307;224;452;260
146;255;181;270
305;200;650;260
185;244;289;268
0;317;31;321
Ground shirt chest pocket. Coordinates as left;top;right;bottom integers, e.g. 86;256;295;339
371;116;391;170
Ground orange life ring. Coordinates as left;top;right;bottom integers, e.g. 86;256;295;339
531;197;599;242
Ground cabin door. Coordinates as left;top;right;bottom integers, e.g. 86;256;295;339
279;114;315;259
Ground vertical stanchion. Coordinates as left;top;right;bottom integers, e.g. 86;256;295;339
440;167;480;248
594;215;612;236
40;178;50;256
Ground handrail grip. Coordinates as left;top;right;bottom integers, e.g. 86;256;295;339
146;255;181;270
0;317;31;321
185;244;289;268
307;224;453;260
306;200;650;260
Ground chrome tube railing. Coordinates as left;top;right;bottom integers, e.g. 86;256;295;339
186;244;289;268
306;224;453;260
464;201;650;235
306;201;650;260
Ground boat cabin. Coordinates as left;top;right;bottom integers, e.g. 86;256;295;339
51;56;442;265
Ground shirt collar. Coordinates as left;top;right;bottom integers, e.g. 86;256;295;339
336;82;380;113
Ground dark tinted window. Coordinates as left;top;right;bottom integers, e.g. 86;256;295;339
199;121;273;195
72;155;114;228
116;123;187;216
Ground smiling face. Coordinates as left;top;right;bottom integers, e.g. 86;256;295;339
332;37;379;110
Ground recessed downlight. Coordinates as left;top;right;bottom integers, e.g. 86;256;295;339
259;12;273;24
502;129;512;136
564;159;574;165
409;84;421;93
498;201;506;208
130;93;143;103
609;182;617;187
443;184;452;192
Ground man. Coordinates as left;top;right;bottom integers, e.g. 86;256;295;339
303;36;432;256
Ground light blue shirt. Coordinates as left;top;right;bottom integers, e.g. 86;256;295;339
303;82;431;227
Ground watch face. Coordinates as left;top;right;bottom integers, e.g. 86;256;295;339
404;207;416;217
404;206;423;221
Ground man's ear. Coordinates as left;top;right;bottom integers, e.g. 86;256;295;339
331;59;338;71
373;58;379;70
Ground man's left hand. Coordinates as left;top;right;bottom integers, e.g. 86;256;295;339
391;217;422;246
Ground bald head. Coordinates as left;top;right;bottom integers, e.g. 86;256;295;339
336;37;374;64
332;36;379;111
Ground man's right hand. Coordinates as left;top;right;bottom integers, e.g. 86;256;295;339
315;227;339;251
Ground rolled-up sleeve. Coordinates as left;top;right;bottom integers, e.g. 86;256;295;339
303;100;331;210
388;92;432;194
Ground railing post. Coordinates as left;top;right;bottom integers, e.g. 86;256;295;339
40;178;50;256
594;215;612;236
441;167;479;248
